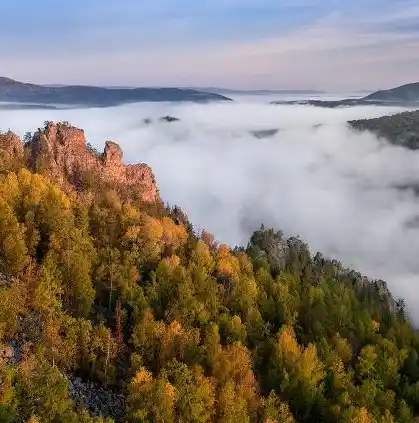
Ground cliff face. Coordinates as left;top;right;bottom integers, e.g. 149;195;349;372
16;122;158;203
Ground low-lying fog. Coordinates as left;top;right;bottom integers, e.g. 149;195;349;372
2;97;419;322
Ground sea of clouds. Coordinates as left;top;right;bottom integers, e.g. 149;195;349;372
2;96;419;321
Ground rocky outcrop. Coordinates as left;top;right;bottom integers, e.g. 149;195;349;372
67;375;125;421
0;131;24;159
0;342;18;366
26;122;158;203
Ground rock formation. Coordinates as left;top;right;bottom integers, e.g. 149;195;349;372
0;130;23;159
24;122;159;203
67;375;125;421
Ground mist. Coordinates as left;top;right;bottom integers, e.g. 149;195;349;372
2;98;419;322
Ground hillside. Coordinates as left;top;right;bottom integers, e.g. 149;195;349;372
364;82;419;103
272;81;419;108
197;88;326;95
0;121;418;423
349;109;419;149
0;77;232;107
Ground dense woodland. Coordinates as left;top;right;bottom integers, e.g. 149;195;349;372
349;110;419;150
0;123;419;422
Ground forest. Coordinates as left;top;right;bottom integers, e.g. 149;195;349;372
349;110;419;150
0;123;419;423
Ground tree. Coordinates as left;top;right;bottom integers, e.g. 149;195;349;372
126;367;175;423
0;197;28;275
271;325;325;421
261;391;295;423
166;361;215;423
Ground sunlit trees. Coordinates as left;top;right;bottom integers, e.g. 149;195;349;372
0;130;418;422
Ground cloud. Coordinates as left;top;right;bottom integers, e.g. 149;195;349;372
3;99;419;323
1;1;419;89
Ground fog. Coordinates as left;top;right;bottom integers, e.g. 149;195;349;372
2;98;419;322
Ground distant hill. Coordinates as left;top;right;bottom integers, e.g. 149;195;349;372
0;77;232;107
272;82;419;108
200;87;325;95
348;109;419;149
364;82;419;103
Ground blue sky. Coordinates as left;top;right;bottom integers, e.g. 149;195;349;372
1;0;418;90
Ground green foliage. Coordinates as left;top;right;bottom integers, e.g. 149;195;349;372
0;133;417;422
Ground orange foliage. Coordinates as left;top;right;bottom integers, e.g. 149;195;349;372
133;368;153;386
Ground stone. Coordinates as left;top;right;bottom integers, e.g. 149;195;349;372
24;122;159;203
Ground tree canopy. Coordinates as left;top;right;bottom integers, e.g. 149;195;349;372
0;126;418;422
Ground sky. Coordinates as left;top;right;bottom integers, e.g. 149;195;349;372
0;0;419;90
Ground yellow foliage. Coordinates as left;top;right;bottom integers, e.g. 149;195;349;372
124;225;141;241
161;217;188;251
357;345;377;378
299;344;326;387
217;259;237;279
0;170;72;220
216;245;241;280
140;216;164;259
276;325;325;388
213;342;258;408
333;334;352;364
237;253;253;276
192;240;215;272
331;358;351;396
164;381;176;406
144;216;164;241
159;320;199;366
276;326;300;361
217;379;249;423
163;255;181;268
167;320;183;337
103;189;122;211
49;184;71;210
218;244;231;258
350;407;374;423
122;203;141;224
133;311;200;370
277;402;295;423
126;217;186;261
1;172;21;209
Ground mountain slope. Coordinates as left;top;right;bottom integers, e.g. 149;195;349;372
197;87;326;95
272;81;419;108
0;121;417;423
0;77;232;106
364;82;419;102
349;109;419;149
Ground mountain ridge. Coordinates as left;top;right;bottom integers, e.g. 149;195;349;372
364;82;419;102
0;77;232;107
0;121;159;204
271;81;419;108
